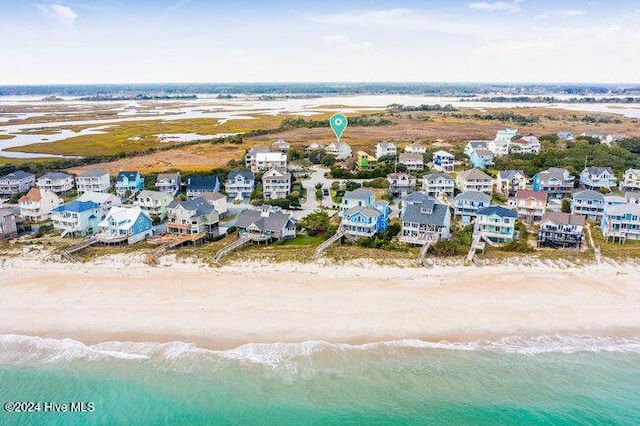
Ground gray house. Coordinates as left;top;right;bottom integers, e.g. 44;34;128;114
453;191;491;224
235;205;296;242
399;193;451;245
0;170;35;195
571;190;605;221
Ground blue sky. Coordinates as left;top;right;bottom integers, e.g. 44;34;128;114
1;0;639;84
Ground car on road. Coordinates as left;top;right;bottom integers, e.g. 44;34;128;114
323;189;329;196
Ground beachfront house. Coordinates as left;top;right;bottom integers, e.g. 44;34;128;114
515;190;548;224
325;141;352;160
51;200;102;237
571;190;605;221
155;172;181;195
455;169;494;194
405;142;426;154
621;169;640;192
115;171;144;198
399;193;451;245
271;139;291;152
0;208;19;239
376;141;397;159
305;141;324;152
18;188;63;222
538;212;585;250
422;172;455;199
134;190;174;220
604;194;627;208
432;150;455;172
474;206;517;244
76;191;122;216
341;204;389;238
76;169;111;194
95;206;153;245
601;203;640;243
387;173;416;197
166;197;220;239
579;166;617;191
0;170;35;195
36;172;73;194
262;168;292;200
244;146;271;168
340;188;375;217
510;135;541;154
399;153;424;171
464;140;489;158
225;171;255;200
186;176;221;199
469;149;494;169
235;205;296;242
532;167;575;199
357;151;378;170
201;192;228;218
454;191;491;224
496;170;527;196
251;152;287;173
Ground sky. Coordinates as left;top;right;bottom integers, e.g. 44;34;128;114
1;0;640;84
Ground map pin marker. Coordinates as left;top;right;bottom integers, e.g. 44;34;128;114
329;113;348;142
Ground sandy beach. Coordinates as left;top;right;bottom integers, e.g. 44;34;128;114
1;258;639;349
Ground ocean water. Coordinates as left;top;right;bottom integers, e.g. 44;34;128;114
1;335;639;425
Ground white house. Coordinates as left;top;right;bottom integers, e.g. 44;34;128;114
36;172;73;193
262;168;292;200
455;169;494;193
601;203;640;242
579;166;617;191
225;171;255;200
422;172;455;199
76;169;111;194
510;135;541;154
621;169;640;192
376;141;397;159
244;146;271;168
19;188;63;222
271;139;291;152
251;152;287;172
201;192;228;218
325;141;352;160
464;140;489;158
404;142;426;154
155;172;181;195
387;173;417;197
398;153;424;171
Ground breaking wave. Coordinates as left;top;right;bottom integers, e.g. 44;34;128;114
1;334;639;367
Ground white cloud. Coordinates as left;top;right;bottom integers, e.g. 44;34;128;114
322;34;372;51
307;8;501;36
37;4;78;27
535;10;586;19
468;1;523;13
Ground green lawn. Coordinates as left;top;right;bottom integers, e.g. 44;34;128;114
281;235;325;246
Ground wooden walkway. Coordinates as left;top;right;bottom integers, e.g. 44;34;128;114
213;236;251;264
60;237;98;263
145;232;207;265
415;240;433;266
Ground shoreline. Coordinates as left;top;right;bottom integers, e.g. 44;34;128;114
2;258;639;350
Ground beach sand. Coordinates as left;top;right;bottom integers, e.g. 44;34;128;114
1;259;639;349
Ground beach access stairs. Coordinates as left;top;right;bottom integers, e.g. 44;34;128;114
213;236;251;264
313;230;356;261
466;233;495;263
145;232;208;265
415;240;433;266
60;237;98;263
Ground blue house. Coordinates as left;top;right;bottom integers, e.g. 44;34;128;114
341;204;389;238
454;191;492;224
469;149;494;169
474;205;518;243
340;188;376;217
96;206;153;245
187;176;221;199
115;171;144;198
532;167;575;199
50;200;102;237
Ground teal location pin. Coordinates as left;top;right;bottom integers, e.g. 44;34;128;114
329;114;348;142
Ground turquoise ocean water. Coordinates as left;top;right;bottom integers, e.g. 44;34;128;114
1;335;639;425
